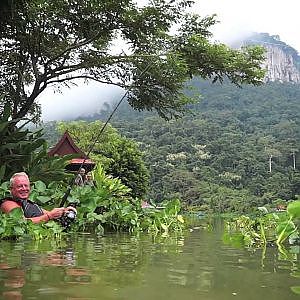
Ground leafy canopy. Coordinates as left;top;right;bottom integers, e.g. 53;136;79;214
57;120;150;198
0;102;72;183
0;0;265;122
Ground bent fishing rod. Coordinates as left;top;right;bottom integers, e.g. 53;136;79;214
60;58;157;207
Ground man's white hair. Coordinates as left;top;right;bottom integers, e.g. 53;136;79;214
10;172;29;187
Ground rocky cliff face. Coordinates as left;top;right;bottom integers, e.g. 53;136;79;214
238;33;300;83
262;44;300;83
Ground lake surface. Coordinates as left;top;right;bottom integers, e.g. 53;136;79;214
0;219;300;300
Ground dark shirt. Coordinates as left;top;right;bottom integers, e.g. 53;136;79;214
2;197;44;218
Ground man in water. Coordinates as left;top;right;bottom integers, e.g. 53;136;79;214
0;172;76;224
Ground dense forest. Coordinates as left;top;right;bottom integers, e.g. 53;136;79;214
43;80;300;213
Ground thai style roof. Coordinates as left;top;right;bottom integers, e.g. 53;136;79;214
48;131;87;157
48;131;95;171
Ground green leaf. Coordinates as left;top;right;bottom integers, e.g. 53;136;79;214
291;286;300;295
177;215;184;223
161;223;168;231
287;201;300;219
33;181;47;193
276;217;296;245
9;207;24;219
36;195;51;204
14;226;25;235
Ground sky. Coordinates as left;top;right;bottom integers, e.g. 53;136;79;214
39;82;123;121
194;0;300;51
39;0;300;121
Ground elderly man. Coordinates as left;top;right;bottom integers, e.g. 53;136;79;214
0;172;76;224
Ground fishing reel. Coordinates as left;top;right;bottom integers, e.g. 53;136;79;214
59;209;77;229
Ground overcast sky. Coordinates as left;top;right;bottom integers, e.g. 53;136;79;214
39;82;123;121
40;0;300;121
195;0;300;51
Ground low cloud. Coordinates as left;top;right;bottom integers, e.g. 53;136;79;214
39;82;124;121
194;0;300;52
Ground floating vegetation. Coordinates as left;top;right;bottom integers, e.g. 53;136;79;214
0;166;185;240
224;199;300;248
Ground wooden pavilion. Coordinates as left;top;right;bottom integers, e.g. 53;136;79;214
48;131;95;172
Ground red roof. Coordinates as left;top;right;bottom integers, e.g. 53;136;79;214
48;131;96;171
48;131;87;158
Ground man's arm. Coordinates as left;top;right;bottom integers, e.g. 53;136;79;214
1;201;76;224
24;207;72;224
0;200;20;213
27;211;51;224
1;200;51;223
1;201;64;224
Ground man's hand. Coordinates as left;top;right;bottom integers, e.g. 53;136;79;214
65;206;77;214
48;207;65;219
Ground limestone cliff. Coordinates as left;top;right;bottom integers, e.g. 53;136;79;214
262;44;300;83
236;33;300;83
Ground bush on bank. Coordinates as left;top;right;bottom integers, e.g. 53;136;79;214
0;165;184;240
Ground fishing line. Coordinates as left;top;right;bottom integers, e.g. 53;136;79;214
60;57;157;206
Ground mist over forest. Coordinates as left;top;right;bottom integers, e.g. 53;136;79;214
43;79;300;212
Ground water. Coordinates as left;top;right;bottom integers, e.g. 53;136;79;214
0;221;300;300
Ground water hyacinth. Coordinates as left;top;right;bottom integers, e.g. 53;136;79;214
0;165;185;240
224;197;300;248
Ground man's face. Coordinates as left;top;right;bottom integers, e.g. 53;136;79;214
11;176;30;199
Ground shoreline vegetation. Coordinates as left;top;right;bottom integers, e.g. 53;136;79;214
0;167;185;240
0;1;298;251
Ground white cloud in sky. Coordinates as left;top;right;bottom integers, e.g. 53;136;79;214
194;0;300;51
39;82;123;121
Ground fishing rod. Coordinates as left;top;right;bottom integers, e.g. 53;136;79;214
60;57;157;207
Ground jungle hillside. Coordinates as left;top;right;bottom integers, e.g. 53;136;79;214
45;79;300;214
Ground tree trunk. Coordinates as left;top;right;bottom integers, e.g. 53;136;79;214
292;151;296;170
269;154;273;173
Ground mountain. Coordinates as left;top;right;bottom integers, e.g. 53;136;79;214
107;80;300;211
42;33;300;212
235;32;300;83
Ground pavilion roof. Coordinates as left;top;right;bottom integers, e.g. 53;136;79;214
48;131;96;171
48;131;87;158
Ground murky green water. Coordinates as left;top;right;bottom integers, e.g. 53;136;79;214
1;220;300;300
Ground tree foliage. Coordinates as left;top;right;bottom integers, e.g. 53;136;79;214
0;0;265;122
99;80;300;212
0;102;71;183
56;120;150;198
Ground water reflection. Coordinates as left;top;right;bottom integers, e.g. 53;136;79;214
0;239;91;299
0;267;24;300
0;223;300;299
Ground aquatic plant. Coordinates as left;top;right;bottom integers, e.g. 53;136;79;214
68;166;185;234
0;165;185;239
224;198;300;247
0;207;64;240
276;200;300;245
